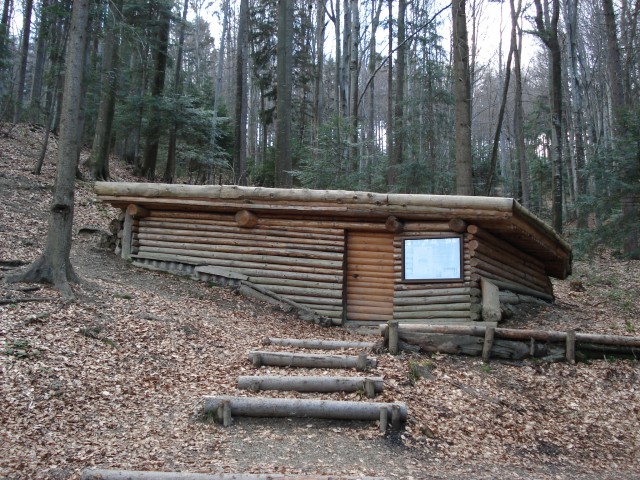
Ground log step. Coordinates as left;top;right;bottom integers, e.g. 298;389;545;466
203;396;407;426
263;337;376;350
248;351;377;370
81;469;384;480
238;375;384;396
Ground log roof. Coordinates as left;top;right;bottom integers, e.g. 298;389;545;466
94;182;572;279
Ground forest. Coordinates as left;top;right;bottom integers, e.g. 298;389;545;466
0;0;638;256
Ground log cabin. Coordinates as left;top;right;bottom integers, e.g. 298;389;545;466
94;183;571;327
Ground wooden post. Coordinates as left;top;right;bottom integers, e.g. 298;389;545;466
222;400;232;427
391;404;402;430
388;320;399;355
364;378;376;399
379;407;388;434
480;277;501;323
235;209;258;228
566;330;576;364
356;352;368;371
482;326;495;363
121;210;133;260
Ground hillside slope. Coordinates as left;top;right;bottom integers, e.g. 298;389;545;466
1;124;639;479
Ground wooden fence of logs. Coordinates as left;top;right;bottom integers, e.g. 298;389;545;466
382;323;640;362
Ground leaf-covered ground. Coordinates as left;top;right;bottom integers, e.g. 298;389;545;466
1;124;639;479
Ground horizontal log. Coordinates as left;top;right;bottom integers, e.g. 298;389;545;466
285;295;343;306
394;294;472;306
395;281;469;296
207;268;343;284
401;222;453;232
392;310;471;320
142;218;345;241
469;240;545;273
203;396;407;422
137;246;343;269
448;218;468;233
237;375;383;393
246;277;342;290
81;470;382;480
248;351;377;369
263;337;376;349
467;225;543;268
472;250;548;287
471;257;549;291
346;306;394;316
346;298;394;309
398;333;564;360
347;312;394;322
137;232;344;252
389;318;486;324
138;239;343;261
379;324;640;348
471;274;554;302
394;303;471;313
258;285;343;298
347;286;395;296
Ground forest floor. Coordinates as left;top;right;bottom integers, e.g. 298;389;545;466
0;123;639;480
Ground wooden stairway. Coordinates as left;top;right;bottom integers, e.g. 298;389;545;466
203;337;407;432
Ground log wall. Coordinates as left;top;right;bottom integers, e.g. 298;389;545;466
121;207;555;324
467;225;554;301
391;223;476;324
132;210;346;321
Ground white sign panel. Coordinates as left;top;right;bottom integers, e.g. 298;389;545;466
404;237;462;280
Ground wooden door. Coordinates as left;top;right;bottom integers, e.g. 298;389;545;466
345;232;395;322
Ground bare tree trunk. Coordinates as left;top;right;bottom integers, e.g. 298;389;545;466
533;0;563;233
90;0;123;181
366;0;383;179
234;0;249;185
349;0;359;168
30;0;51;123
13;0;33;123
511;0;529;208
275;0;293;187
7;0;90;299
163;0;189;184
452;0;473;195
141;4;171;181
385;0;393;184
313;0;326;144
210;0;229;179
564;0;587;228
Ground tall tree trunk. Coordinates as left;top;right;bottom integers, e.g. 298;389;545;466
141;3;171;181
386;0;392;184
90;0;123;181
366;0;383;179
511;0;529;208
349;0;359;168
603;0;638;257
163;0;189;184
234;0;249;185
13;0;34;123
275;0;293;187
485;15;515;195
7;0;89;299
313;0;325;145
452;0;473;195
564;0;587;228
30;0;51;123
210;0;229;180
533;0;563;233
